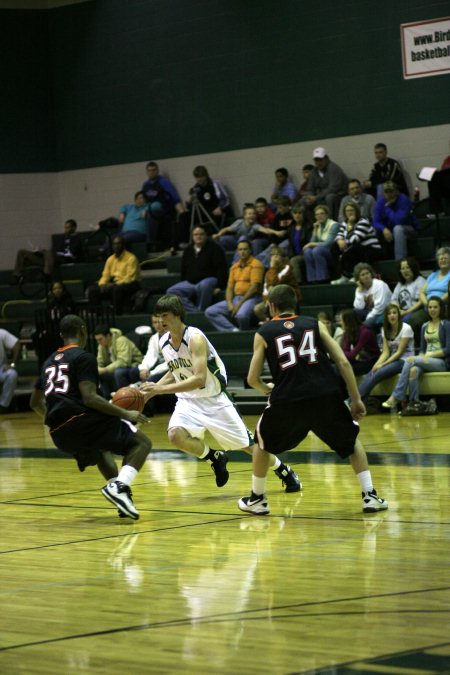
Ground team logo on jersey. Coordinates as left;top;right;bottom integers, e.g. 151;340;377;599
283;321;294;330
54;353;64;361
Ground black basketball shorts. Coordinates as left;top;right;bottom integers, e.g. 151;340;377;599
255;393;359;459
51;411;138;468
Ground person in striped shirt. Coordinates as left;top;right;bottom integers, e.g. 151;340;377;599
331;203;383;284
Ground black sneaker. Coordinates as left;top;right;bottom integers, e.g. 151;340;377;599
238;492;270;515
210;450;229;487
275;464;302;492
101;480;139;520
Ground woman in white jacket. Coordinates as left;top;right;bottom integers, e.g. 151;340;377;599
353;262;392;330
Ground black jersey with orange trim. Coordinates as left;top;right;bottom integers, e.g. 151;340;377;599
258;314;341;403
37;344;99;428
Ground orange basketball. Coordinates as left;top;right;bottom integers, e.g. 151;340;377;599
112;387;145;413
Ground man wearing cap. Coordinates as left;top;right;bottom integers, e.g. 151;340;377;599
302;147;348;220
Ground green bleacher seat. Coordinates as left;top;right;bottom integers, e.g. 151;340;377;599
127;242;149;260
205;330;254;351
141;274;181;292
221;351;251;378
186;312;215;331
59;262;104;285
374;259;399;283
300;283;355;307
166;256;181;274
409;236;435;262
0;270;12;285
300;304;335;319
114;315;152;334
1;299;46;319
16;358;39;378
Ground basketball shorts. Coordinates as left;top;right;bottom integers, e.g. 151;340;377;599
169;392;253;450
256;393;359;459
50;411;138;469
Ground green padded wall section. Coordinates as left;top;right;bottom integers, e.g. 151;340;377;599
1;0;450;171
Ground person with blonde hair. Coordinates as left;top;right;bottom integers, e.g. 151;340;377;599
382;296;450;413
358;303;414;401
303;204;339;282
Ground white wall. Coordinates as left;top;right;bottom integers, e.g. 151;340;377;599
1;123;449;272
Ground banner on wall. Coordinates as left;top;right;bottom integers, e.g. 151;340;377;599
401;16;450;79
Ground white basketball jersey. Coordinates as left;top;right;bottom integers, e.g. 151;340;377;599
159;326;227;400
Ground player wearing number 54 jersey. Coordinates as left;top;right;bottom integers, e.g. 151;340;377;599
238;284;388;515
140;294;301;492
30;314;151;520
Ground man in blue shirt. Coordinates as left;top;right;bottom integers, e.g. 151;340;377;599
373;181;419;260
142;161;185;245
119;191;149;243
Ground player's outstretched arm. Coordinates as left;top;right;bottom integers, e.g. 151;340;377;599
79;380;149;424
247;333;272;395
30;387;46;418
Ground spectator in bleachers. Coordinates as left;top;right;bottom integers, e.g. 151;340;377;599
205;239;263;331
372;181;419;260
420;143;450;217
167;225;228;312
213;205;267;255
12;219;83;282
301;147;348;220
302;205;339;283
184;165;233;232
382;296;450;413
404;247;450;339
257;196;293;267
363;142;409;198
46;281;74;319
353;262;392;329
87;235;141;315
270;167;297;207
118;191;149;244
296;164;314;202
338;179;375;223
317;310;334;336
142;161;185;245
390;258;426;319
253;246;301;323
286;205;311;284
358;303;414;402
94;324;143;398
254;197;275;226
0;327;21;413
331;203;382;285
340;308;380;376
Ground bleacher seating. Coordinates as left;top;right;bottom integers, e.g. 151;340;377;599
2;208;450;412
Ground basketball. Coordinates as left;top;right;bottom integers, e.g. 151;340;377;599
112;387;145;413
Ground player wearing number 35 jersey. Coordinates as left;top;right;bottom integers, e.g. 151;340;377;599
238;284;388;515
30;314;151;520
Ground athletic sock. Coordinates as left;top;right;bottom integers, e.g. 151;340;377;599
357;470;373;493
252;475;267;496
199;444;211;460
272;456;281;470
117;465;138;486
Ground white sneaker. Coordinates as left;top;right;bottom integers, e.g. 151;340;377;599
331;275;350;285
362;490;388;513
102;480;140;520
238;492;270;515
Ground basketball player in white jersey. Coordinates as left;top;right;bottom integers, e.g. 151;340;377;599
141;294;301;490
